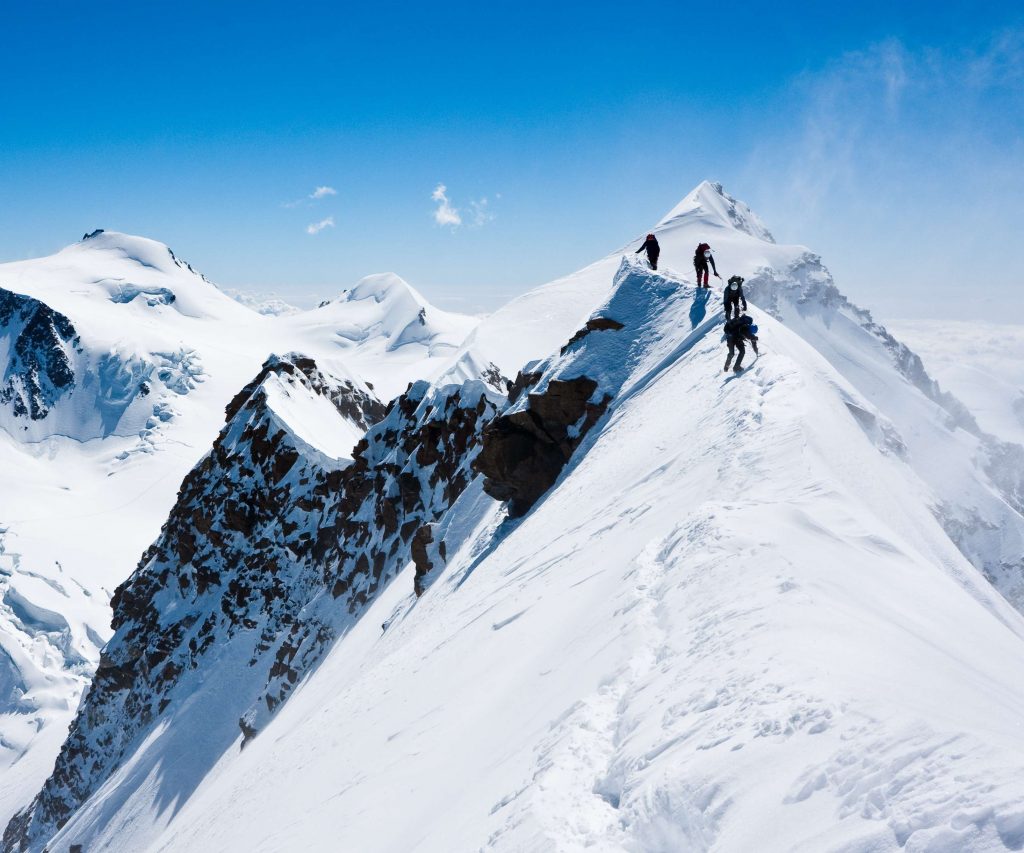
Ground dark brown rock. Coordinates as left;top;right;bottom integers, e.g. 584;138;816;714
475;376;610;517
560;316;625;354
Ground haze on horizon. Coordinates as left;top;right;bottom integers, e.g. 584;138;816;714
2;0;1022;322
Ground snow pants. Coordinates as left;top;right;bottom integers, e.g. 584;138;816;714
725;338;745;370
695;260;709;287
647;250;659;271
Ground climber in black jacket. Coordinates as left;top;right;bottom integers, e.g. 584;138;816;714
724;275;747;320
635;233;660;270
723;314;759;373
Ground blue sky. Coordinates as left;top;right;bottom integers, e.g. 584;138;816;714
2;0;1022;319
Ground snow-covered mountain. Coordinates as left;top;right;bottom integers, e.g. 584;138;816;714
6;185;1024;852
0;233;479;829
459;182;1024;609
278;272;481;402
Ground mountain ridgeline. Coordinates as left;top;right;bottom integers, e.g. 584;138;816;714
3;354;506;851
4;182;1024;852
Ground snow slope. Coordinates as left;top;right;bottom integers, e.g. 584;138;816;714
0;233;478;828
29;258;1024;853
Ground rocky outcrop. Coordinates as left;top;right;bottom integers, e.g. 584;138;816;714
0;289;81;421
3;358;500;852
475;377;610;517
560;317;624;354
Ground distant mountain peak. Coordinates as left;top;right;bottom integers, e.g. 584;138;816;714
656;180;776;244
333;272;425;307
65;229;212;282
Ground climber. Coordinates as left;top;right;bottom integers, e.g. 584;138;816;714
694;242;719;288
724;275;747;320
723;315;759;373
635;233;661;270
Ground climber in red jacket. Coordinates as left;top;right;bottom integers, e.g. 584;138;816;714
694;242;719;288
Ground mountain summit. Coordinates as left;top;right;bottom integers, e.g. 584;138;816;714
656;179;776;243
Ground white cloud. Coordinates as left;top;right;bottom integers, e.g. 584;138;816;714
431;184;498;229
468;198;495;227
284;185;338;208
306;216;335;235
432;183;462;227
222;288;301;316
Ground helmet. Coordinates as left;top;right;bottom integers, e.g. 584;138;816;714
730;282;739;290
703;249;711;259
727;275;745;286
647;233;655;239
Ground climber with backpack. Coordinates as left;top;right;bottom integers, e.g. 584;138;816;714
694;242;719;288
723;314;759;373
724;275;747;320
635;233;661;270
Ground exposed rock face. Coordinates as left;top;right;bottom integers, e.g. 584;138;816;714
318;378;498;606
476;377;610;517
506;369;543;405
3;358;499;853
560;316;624;354
0;289;81;420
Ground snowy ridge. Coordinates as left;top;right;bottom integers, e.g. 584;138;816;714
4;359;501;852
456;182;1024;613
41;258;1024;853
2;353;385;851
